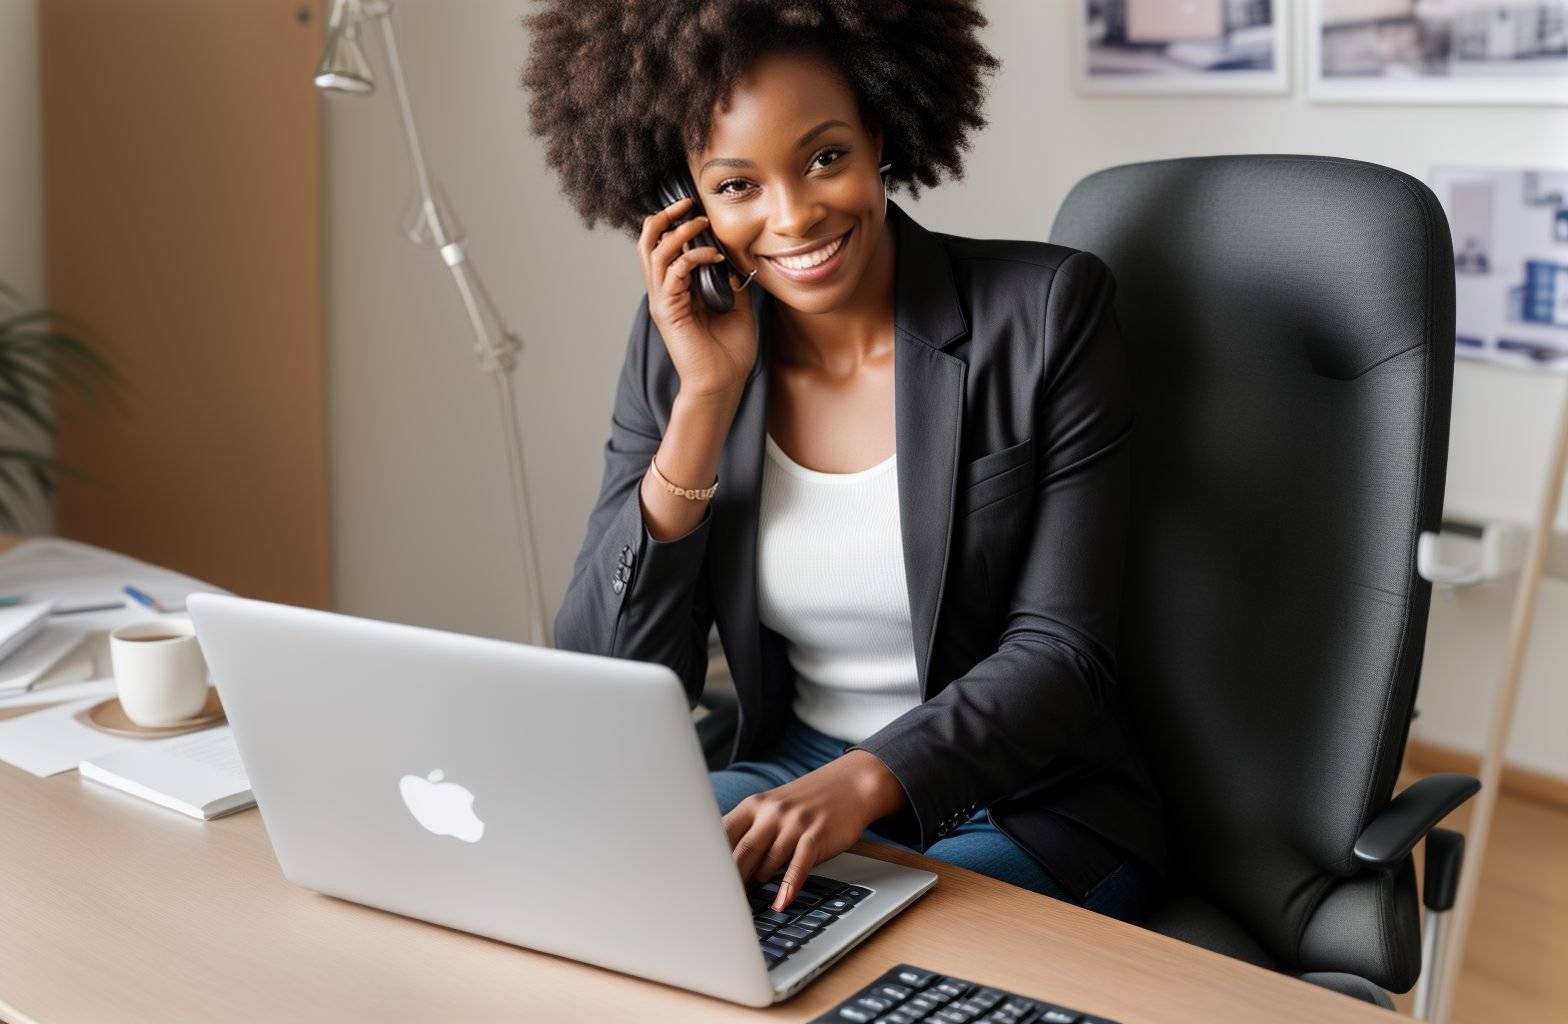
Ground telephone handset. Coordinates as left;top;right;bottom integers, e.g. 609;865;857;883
656;169;738;315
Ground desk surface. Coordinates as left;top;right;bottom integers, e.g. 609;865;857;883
0;545;1395;1023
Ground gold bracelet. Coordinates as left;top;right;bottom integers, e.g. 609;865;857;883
649;454;718;501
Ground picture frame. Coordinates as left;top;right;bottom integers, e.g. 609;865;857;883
1075;0;1290;96
1308;0;1568;105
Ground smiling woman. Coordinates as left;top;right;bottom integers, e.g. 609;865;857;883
526;1;1165;931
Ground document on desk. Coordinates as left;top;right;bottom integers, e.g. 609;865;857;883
79;726;253;820
0;690;180;777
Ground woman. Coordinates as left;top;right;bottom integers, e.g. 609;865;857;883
526;0;1164;923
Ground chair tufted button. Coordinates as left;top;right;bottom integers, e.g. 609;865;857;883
615;565;630;583
621;547;635;565
612;578;625;594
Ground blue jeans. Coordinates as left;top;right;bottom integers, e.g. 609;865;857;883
710;716;1156;924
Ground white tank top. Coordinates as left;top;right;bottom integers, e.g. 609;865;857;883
756;431;922;743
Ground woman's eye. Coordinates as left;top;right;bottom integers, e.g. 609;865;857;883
715;179;752;196
812;147;847;170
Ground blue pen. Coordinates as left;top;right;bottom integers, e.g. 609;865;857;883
123;585;164;613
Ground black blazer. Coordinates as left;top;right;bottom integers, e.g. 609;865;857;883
554;199;1166;898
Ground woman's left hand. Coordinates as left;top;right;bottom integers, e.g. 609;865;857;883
723;749;907;913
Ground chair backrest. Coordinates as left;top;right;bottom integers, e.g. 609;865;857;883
1050;155;1454;983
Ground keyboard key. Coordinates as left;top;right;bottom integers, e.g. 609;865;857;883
836;1008;873;1023
763;935;801;954
974;989;1005;1007
841;885;873;903
907;995;939;1013
1001;999;1034;1015
799;909;838;927
855;995;893;1013
820;897;855;913
756;909;795;926
883;1013;918;1024
763;950;784;967
804;875;846;895
876;983;912;1001
936;979;972;998
776;925;815;941
897;968;937;988
934;1009;971;1023
754;923;777;939
1038;1009;1080;1023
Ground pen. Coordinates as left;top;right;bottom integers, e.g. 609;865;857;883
123;585;164;613
51;601;126;616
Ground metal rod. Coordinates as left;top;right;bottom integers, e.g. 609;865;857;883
1414;908;1445;1020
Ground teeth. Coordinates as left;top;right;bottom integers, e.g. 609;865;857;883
771;233;845;271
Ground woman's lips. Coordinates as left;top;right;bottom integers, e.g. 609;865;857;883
760;228;852;284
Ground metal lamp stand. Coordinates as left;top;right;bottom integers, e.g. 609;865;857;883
316;0;549;647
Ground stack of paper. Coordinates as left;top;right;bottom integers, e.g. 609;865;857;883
0;537;231;703
79;726;253;820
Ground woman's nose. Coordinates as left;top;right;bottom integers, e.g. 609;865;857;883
768;182;825;239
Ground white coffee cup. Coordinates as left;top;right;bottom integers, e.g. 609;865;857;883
109;619;211;726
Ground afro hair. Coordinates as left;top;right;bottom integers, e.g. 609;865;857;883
520;0;1000;237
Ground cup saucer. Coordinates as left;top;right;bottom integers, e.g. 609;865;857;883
82;687;226;738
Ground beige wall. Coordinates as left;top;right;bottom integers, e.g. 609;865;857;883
0;0;51;535
323;1;1568;776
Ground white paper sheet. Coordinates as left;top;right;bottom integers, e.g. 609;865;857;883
0;689;214;778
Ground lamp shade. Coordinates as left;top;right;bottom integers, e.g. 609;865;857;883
314;0;374;94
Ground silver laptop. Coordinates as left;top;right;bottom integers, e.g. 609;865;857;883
187;592;937;1007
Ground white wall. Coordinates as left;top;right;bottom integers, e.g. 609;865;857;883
324;1;1568;776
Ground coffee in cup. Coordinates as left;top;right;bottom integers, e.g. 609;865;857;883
109;618;211;726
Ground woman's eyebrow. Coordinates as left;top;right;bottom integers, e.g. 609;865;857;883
698;119;851;175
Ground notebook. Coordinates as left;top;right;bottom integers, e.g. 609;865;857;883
78;726;255;820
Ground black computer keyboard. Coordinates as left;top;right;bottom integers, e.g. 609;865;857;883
747;873;873;970
809;964;1123;1024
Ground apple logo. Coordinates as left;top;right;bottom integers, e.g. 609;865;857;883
398;768;486;843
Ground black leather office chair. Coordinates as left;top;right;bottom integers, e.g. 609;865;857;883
1049;155;1479;1009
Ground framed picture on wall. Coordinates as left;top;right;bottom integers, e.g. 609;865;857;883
1076;0;1289;95
1310;1;1568;104
1429;166;1568;372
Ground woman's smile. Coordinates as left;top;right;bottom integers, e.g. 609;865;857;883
760;227;853;283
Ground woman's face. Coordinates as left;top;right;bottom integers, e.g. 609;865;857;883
687;49;886;316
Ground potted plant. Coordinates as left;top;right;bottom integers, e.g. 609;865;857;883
0;283;127;533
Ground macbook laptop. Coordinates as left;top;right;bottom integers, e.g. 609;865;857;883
187;592;937;1007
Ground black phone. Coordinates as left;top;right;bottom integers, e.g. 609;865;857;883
656;169;736;315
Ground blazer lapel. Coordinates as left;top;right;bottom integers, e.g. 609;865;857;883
710;199;970;716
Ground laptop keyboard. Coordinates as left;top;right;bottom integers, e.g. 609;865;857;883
809;964;1123;1024
748;873;874;970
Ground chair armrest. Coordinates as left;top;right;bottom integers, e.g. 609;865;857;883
1353;773;1479;869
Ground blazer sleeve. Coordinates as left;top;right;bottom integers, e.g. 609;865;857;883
551;294;716;708
850;250;1136;851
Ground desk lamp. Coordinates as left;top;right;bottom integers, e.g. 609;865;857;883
315;0;549;647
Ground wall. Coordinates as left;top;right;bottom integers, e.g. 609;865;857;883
0;0;51;534
324;1;1568;776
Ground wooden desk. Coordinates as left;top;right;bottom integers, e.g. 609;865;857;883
0;542;1396;1023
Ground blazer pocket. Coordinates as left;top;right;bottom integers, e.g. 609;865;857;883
959;436;1034;514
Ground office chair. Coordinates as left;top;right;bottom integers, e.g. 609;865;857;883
1049;155;1479;1012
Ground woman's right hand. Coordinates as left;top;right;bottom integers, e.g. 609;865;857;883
638;196;758;403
